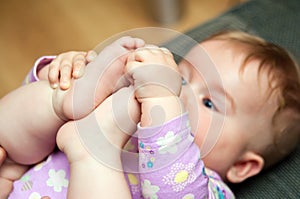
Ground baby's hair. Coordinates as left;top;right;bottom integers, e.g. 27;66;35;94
204;30;300;168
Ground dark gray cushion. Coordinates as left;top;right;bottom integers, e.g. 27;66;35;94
164;0;300;198
166;0;300;64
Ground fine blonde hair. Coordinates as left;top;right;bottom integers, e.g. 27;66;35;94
205;30;300;168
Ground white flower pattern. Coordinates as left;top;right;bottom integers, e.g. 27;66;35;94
163;163;196;192
46;169;69;192
142;179;160;199
156;131;181;154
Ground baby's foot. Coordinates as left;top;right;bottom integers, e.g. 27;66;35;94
57;86;140;165
53;37;145;120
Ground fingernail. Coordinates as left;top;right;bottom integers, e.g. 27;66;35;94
87;51;97;61
63;81;69;87
52;83;58;89
60;79;69;88
73;70;79;77
77;67;84;77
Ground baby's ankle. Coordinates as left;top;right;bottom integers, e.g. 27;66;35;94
52;84;97;121
52;88;73;121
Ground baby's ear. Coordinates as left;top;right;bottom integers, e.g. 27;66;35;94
226;151;264;183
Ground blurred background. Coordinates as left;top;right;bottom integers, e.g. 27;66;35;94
0;0;242;97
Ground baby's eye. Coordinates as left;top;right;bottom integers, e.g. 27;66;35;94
202;98;216;110
181;78;187;85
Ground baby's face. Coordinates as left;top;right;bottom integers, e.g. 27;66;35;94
178;40;277;179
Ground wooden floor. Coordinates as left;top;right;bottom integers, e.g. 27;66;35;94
0;0;241;97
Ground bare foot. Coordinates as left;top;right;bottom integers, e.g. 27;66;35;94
57;86;140;165
53;36;145;121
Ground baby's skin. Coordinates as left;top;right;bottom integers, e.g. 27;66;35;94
55;36;145;121
0;36;145;198
55;45;183;198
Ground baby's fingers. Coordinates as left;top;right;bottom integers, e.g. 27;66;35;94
116;36;145;50
72;53;87;79
86;50;97;62
0;147;6;166
59;60;73;90
48;60;60;89
0;178;13;199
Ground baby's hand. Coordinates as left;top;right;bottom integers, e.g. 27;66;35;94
126;46;182;102
48;50;97;90
126;46;183;126
0;147;29;199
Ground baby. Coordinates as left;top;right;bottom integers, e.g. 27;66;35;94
2;30;300;198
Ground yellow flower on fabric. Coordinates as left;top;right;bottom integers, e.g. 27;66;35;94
33;162;44;171
174;170;189;183
123;138;137;152
150;157;155;162
28;192;41;199
33;155;52;171
127;173;140;195
163;163;196;192
182;193;195;199
128;173;139;185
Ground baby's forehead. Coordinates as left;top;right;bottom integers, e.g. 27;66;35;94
239;62;281;118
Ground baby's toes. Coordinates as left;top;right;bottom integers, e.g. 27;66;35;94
116;36;145;50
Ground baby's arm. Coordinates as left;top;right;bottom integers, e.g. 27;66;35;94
57;86;140;199
137;114;235;198
126;47;234;198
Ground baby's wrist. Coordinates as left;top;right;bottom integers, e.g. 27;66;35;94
140;96;185;127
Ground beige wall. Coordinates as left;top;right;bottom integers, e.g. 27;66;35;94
0;0;241;97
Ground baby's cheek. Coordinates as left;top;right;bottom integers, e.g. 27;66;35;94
191;111;215;149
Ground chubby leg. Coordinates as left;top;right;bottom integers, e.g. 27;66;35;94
0;81;64;164
0;37;143;165
54;36;145;120
57;86;140;199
